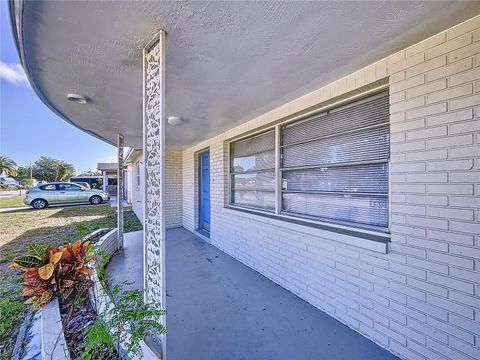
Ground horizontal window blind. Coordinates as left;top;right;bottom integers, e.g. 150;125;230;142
282;125;389;168
282;163;388;194
230;130;275;211
282;193;388;228
232;190;275;210
280;91;389;229
232;172;275;191
282;92;389;145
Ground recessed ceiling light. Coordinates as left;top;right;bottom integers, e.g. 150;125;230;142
167;116;184;127
66;93;89;104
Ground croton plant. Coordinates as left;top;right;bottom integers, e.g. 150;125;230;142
10;240;95;309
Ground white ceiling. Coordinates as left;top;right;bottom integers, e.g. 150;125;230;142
15;1;480;148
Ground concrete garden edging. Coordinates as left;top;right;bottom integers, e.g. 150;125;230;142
90;228;119;257
40;299;70;360
89;227;160;359
37;228;159;360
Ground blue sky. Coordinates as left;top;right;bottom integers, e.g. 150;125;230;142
0;2;116;174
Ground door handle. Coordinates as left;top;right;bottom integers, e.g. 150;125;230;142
59;191;66;193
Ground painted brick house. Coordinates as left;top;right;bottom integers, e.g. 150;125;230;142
10;1;480;359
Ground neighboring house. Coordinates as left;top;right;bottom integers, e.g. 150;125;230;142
97;162;131;201
96;162;121;196
70;175;102;189
10;2;480;360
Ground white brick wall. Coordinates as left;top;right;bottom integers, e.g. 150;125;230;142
180;16;480;360
182;149;196;230
165;150;183;228
132;150;183;228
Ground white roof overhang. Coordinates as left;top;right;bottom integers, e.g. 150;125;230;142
9;1;480;148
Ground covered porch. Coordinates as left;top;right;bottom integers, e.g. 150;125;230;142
107;229;398;360
10;2;480;359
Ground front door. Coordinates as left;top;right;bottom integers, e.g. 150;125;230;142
199;151;210;233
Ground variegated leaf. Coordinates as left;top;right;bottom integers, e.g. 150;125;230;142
38;263;54;280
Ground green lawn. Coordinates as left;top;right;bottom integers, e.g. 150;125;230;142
0;204;142;359
0;196;25;209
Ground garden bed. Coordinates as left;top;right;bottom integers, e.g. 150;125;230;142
58;227;122;359
29;228;161;360
54;227;121;360
60;297;96;359
60;293;119;360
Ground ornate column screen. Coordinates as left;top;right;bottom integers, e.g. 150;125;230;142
117;133;124;249
143;30;166;326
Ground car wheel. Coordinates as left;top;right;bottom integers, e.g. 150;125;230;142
90;195;102;205
32;199;48;209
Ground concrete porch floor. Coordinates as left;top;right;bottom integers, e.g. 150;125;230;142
107;228;399;360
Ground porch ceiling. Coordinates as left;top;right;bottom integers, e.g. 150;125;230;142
11;1;480;148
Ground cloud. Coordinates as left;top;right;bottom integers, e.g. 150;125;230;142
0;61;29;85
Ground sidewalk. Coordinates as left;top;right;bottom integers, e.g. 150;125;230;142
0;206;31;213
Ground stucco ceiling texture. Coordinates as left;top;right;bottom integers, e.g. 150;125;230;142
19;1;480;148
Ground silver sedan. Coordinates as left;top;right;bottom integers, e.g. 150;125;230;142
24;182;110;209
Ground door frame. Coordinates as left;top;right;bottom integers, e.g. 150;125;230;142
197;149;210;235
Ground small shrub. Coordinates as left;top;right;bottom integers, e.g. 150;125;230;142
79;321;115;360
80;284;166;359
10;241;95;309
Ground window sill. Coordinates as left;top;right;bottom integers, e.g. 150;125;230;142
223;206;390;254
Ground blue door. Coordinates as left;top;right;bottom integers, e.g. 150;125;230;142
199;151;210;232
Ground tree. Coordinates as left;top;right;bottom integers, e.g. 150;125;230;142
16;166;32;179
31;156;75;182
0;155;17;176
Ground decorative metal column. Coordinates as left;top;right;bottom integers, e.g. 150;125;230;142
117;133;124;249
143;30;166;351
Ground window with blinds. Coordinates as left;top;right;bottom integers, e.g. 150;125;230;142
281;92;390;229
230;130;276;211
228;91;390;231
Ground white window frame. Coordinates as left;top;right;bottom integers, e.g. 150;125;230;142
227;87;390;235
228;129;276;212
135;162;141;188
